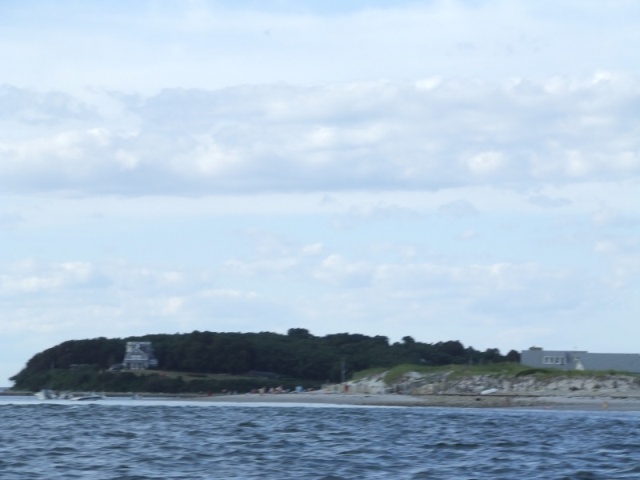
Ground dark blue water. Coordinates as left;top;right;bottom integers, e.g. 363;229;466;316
1;398;640;479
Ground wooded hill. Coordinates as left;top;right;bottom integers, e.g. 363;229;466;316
10;329;520;393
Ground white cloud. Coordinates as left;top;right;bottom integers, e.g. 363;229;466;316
301;242;324;256
2;76;639;196
314;255;374;288
466;151;506;176
0;260;106;294
152;296;185;316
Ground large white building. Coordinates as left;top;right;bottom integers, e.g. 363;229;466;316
122;341;158;370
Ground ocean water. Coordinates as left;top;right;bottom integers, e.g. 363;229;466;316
1;398;640;479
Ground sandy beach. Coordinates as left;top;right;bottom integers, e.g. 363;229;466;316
189;390;640;411
4;389;640;411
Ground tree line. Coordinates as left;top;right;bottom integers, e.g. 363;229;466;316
10;328;520;392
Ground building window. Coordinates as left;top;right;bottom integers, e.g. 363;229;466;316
543;356;565;365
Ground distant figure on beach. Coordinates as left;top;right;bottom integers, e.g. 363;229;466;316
601;401;609;410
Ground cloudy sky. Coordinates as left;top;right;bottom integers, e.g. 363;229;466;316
1;0;639;383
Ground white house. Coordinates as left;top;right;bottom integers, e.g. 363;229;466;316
122;341;158;370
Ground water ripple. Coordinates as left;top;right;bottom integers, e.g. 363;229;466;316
2;401;640;478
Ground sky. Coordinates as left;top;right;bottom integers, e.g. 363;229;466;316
1;0;639;384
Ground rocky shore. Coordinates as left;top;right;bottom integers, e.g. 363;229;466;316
192;370;640;411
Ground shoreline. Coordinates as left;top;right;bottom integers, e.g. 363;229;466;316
5;390;640;411
188;391;640;411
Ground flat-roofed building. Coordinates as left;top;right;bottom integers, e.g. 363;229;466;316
521;348;640;373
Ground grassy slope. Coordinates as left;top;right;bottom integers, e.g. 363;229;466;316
352;363;640;386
